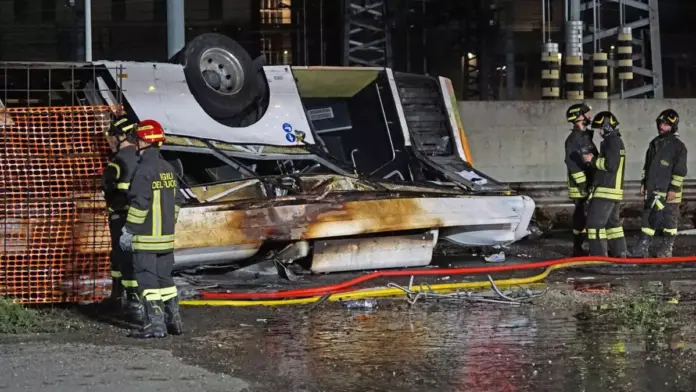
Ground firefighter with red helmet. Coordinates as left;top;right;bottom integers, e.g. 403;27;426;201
100;114;144;324
119;119;185;339
631;109;688;258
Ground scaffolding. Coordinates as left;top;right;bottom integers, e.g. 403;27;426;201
342;0;392;67
580;0;663;98
459;0;501;100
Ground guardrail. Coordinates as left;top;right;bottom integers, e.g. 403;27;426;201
508;180;696;230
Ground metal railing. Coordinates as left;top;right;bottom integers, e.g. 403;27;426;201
509;180;696;230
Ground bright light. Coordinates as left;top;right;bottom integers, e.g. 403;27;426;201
557;53;562;60
610;45;615;50
283;50;289;55
467;53;474;59
147;85;156;92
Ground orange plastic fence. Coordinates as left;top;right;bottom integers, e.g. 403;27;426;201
0;106;114;304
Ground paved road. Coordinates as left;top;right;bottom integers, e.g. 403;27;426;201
0;342;249;392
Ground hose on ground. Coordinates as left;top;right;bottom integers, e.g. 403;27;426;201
181;256;696;307
573;265;696;275
195;255;696;301
180;260;599;307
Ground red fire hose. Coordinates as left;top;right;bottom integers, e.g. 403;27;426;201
199;255;696;300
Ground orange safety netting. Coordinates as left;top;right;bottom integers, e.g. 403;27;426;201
1;106;115;304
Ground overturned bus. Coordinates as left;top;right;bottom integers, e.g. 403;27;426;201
0;33;534;302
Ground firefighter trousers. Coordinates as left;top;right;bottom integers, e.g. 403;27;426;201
586;198;627;257
571;198;588;246
132;252;178;303
641;202;679;237
108;214;137;292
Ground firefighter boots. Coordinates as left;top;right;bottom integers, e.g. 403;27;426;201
572;235;588;257
631;234;652;258
588;239;608;257
124;288;145;325
128;300;166;339
164;297;184;335
102;277;124;311
656;236;676;258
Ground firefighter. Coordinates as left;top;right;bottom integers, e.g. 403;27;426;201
563;103;598;256
100;114;144;324
119;119;184;339
631;109;688;258
582;111;628;257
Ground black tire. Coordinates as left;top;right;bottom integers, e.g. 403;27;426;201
218;67;270;128
180;33;261;120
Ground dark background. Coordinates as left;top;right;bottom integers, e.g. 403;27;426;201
0;0;694;100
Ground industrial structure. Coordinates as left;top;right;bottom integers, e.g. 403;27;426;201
0;0;693;99
569;0;662;99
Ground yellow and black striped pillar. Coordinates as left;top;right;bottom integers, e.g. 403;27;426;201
617;27;633;81
541;44;560;100
565;56;584;100
592;52;608;99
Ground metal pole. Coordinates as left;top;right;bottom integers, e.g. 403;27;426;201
303;0;308;66
506;12;515;99
619;0;624;99
297;10;301;65
547;0;552;42
592;0;597;52
542;0;546;43
422;0;427;72
648;0;664;98
570;0;580;20
596;1;601;49
320;0;325;65
85;0;92;61
167;0;186;59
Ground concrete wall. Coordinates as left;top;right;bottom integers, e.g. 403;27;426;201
459;99;696;183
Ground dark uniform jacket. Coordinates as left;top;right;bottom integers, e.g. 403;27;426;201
564;128;598;199
590;132;626;201
101;145;139;214
641;132;688;203
125;147;185;253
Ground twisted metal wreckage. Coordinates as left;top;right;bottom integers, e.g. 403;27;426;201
0;33;536;304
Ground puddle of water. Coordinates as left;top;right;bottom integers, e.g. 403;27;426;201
193;302;696;392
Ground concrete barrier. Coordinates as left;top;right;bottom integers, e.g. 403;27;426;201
460;99;696;183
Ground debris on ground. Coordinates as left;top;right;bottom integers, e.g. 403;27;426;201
484;251;506;263
531;282;634;310
387;275;546;306
573;282;612;293
178;287;200;300
342;299;378;309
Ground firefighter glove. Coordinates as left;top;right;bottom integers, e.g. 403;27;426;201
119;227;134;252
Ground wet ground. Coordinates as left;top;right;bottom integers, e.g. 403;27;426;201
4;232;696;392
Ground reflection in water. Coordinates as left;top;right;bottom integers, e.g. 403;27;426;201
195;302;696;392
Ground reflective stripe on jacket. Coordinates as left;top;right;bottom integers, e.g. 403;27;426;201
590;132;626;201
564;128;598;199
125;147;184;253
101;145;139;213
